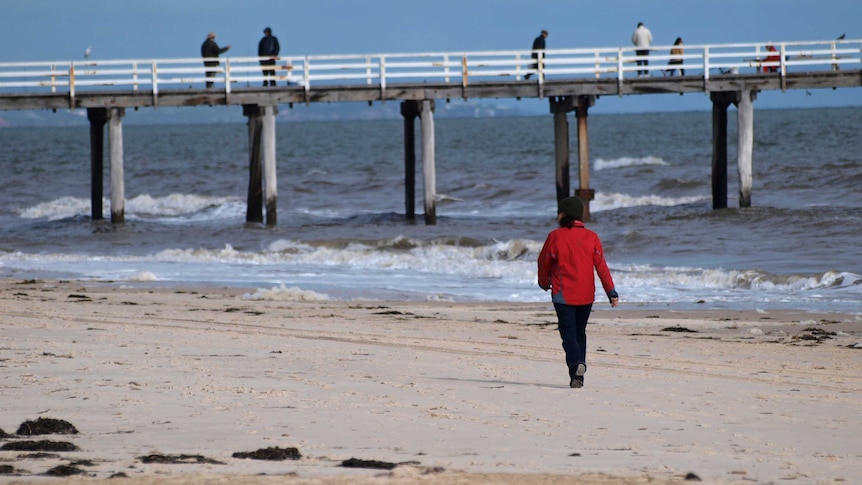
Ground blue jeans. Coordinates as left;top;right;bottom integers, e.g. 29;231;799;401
553;302;593;376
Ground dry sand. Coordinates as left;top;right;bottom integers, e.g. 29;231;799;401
1;279;860;484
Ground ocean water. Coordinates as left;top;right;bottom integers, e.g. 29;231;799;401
1;108;860;313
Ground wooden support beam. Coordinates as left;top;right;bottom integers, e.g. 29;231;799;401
420;100;436;225
736;89;756;208
87;108;108;220
549;96;574;204
575;95;596;221
400;100;420;220
243;104;263;223
710;92;733;209
262;105;278;225
108;108;125;223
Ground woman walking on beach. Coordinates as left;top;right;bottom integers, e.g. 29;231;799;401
538;196;619;388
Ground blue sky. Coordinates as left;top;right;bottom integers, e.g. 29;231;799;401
2;0;860;114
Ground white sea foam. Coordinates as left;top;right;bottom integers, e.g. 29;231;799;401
594;156;668;170
593;192;709;211
17;194;243;221
130;271;158;282
15;189;705;224
2;240;859;312
242;284;329;301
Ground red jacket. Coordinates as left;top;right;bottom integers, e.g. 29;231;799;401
537;221;616;305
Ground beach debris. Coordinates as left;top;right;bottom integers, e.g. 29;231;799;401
847;342;862;349
67;293;92;302
138;453;225;465
340;458;416;470
44;464;86;477
16;452;60;459
16;417;79;436
749;328;764;335
792;327;837;343
661;326;698;333
0;427;10;438
0;465;17;474
684;471;702;481
232;446;302;460
1;440;79;452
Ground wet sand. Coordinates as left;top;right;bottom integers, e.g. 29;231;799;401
1;280;860;484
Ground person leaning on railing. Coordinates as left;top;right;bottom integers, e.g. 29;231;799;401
200;32;231;88
665;37;685;76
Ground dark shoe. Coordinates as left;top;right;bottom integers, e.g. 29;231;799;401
568;363;586;388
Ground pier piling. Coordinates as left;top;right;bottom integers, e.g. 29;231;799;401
400;101;420;220
575;95;596;221
243;105;264;223
108;108;125;223
550;96;573;204
710;92;733;209
420;100;436;225
87;108;108;220
262;105;278;225
736;89;756;208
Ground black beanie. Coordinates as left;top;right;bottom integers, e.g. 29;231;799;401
558;196;584;220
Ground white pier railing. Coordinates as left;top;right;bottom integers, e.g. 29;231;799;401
0;39;859;96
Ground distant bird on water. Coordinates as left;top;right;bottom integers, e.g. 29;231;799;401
84;46;92;59
837;33;845;40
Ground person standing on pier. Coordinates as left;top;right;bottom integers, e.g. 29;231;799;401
201;32;231;88
665;37;685;76
538;196;619;389
525;29;548;80
631;22;652;77
258;27;281;87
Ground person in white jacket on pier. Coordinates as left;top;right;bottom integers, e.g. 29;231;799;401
631;22;653;77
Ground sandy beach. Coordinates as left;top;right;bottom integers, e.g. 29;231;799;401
1;279;860;484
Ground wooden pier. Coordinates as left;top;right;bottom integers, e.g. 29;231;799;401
1;39;860;224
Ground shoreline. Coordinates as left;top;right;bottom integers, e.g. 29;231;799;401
1;279;860;484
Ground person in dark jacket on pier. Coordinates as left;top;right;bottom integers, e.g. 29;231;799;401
538;196;619;389
525;29;548;80
201;32;231;88
258;27;281;86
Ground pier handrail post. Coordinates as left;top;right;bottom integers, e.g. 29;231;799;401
703;47;710;88
779;44;787;91
69;64;76;109
378;56;386;100
616;48;624;96
151;62;159;106
225;59;232;95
